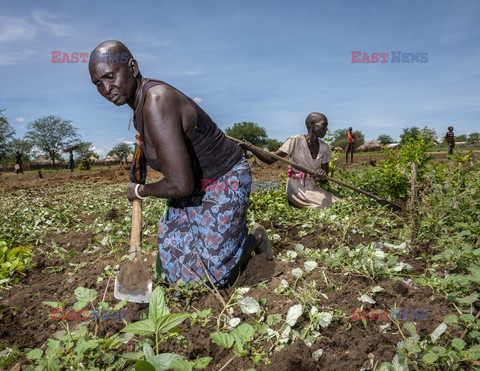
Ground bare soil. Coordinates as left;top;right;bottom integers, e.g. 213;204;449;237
0;158;453;370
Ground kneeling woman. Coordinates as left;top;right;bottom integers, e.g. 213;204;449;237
89;40;270;287
246;112;339;209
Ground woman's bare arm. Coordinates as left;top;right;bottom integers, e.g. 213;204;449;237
128;86;195;199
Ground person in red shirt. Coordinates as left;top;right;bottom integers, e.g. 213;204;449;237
346;127;356;163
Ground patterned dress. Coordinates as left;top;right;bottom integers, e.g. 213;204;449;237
157;156;252;287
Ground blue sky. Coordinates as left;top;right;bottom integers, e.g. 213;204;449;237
1;0;479;157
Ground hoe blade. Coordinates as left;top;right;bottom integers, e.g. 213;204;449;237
114;277;152;303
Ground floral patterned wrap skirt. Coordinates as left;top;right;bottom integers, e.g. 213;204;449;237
157;156;251;287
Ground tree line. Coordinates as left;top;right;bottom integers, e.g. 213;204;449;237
2;108;478;170
0;110;135;168
226;122;480;150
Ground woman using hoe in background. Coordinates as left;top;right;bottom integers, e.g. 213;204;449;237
243;112;339;209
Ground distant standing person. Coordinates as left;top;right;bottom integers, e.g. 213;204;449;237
68;150;74;172
446;126;455;155
15;151;24;174
120;151;127;167
346;127;356;163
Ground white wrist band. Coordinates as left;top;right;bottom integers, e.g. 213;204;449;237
134;184;146;200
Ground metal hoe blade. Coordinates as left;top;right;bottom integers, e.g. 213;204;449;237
114;277;153;304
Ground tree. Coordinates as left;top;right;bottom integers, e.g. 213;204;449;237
107;142;133;158
225;122;268;147
377;134;393;145
25;115;80;165
400;126;437;143
400;126;420;143
5;138;34;163
266;138;282;152
74;141;97;160
331;128;365;149
454;134;468;142
467;133;480;144
0;109;15;162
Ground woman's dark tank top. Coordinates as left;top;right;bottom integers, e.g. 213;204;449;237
133;79;243;187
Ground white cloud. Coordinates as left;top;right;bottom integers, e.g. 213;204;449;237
0;16;36;42
32;10;74;38
91;147;103;155
15;116;26;122
0;49;36;65
193;97;203;103
183;69;201;76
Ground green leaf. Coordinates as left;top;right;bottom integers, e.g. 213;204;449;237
460;313;475;323
97;301;109;310
239;297;261;314
170;359;193;371
143;343;155;360
457;293;479;306
391;353;408;371
312;349;323;361
47;339;60;352
74;339;99;355
443;314;458;324
155;313;190;334
74;287;97;303
42;301;61;308
421;352;438;364
72;301;88;310
430;323;447;343
114;297;129;311
231;323;255;345
317;312;333;328
149;353;184;370
192;308;211;319
134;360;156;371
285;304;303;326
149;286;167;321
26;348;43;360
121;351;144;360
233;341;247;356
402;322;417;337
450;338;466;351
266;313;282;326
192;356;212;369
121;318;156;336
210;332;234;348
45;361;61;371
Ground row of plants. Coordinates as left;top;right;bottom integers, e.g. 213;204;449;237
0;138;479;369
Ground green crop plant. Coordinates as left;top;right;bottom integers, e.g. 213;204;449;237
121;286;190;356
0;240;33;285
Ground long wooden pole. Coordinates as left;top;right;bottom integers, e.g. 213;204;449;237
227;135;401;211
